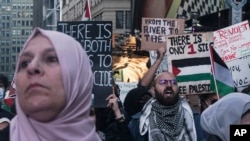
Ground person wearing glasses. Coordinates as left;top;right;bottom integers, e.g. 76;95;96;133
139;72;197;141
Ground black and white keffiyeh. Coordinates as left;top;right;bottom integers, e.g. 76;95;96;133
140;97;196;141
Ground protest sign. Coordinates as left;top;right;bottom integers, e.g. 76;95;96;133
57;21;112;107
227;55;250;92
149;51;168;75
167;32;214;95
141;18;185;50
213;20;250;62
213;21;250;92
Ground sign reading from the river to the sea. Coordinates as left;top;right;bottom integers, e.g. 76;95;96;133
141;18;185;50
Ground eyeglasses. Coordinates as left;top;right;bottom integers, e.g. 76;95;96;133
159;79;177;86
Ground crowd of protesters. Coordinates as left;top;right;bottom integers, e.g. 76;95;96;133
0;28;250;141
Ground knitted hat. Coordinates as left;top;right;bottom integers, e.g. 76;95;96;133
124;87;152;116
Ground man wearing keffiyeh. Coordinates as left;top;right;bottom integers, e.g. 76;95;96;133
139;72;197;141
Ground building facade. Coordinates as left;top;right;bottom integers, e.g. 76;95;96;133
0;0;33;80
62;0;131;34
33;0;60;30
0;0;12;79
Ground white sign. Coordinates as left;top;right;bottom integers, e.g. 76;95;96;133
213;20;250;62
226;55;250;92
149;50;168;75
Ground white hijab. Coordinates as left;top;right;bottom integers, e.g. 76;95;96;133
201;92;250;141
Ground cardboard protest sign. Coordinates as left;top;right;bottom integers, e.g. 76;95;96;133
57;21;112;107
167;32;214;95
141;18;185;50
213;20;250;62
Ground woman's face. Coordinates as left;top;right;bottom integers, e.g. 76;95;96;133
15;34;66;122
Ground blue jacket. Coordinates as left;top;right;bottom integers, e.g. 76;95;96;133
193;111;207;141
128;112;145;141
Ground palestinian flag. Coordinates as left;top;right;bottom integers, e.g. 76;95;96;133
172;57;211;83
82;0;91;21
210;47;234;96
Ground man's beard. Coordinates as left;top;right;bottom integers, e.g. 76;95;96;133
155;87;179;106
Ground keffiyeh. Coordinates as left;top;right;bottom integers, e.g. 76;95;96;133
140;97;197;141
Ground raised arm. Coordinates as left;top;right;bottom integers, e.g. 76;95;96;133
140;47;166;87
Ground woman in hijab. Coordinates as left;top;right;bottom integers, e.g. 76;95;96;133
11;28;101;141
200;92;250;141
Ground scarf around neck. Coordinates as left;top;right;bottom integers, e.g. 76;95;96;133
150;99;185;141
150;101;184;136
140;97;196;141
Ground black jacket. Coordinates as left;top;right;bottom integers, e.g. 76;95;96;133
104;119;134;141
95;107;134;141
0;108;15;141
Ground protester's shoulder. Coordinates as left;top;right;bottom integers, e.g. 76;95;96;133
180;97;191;108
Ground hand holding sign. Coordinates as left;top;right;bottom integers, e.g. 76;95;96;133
106;87;123;120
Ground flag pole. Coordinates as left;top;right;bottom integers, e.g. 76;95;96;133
209;46;220;100
88;0;92;20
